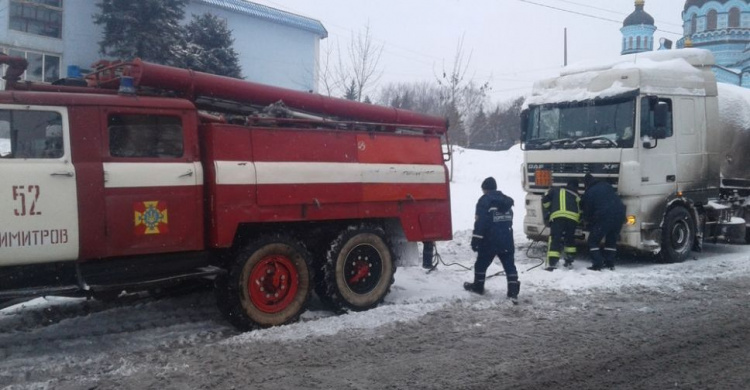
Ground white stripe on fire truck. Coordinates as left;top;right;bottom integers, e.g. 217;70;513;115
103;162;203;188
214;161;446;185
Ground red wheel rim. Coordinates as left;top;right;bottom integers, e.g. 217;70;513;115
247;254;299;313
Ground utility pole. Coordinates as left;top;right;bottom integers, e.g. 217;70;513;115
564;28;568;66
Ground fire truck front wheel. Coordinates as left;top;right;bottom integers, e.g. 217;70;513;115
323;226;396;312
217;236;312;330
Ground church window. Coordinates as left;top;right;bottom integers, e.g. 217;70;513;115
629;37;633;50
707;10;717;31
637;36;641;49
690;14;697;34
729;8;740;28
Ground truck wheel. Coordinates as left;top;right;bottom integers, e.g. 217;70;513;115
660;207;694;263
217;236;312;330
322;226;396;312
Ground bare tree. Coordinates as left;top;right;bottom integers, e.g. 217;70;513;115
435;36;490;148
378;81;442;115
336;22;383;102
437;35;472;114
316;42;339;96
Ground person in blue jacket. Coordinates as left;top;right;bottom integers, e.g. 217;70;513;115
465;177;520;303
581;173;626;270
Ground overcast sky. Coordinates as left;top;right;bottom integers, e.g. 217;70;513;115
248;0;686;102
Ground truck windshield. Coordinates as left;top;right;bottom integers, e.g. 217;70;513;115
523;96;636;150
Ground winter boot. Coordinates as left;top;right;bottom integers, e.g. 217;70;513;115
507;281;520;304
563;253;575;268
588;248;605;271
545;257;559;272
603;248;616;270
463;281;485;295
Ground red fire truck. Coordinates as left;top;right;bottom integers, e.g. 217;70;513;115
0;56;452;330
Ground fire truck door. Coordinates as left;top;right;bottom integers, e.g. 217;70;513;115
102;112;203;257
0;106;79;267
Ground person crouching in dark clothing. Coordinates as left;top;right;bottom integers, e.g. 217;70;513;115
542;179;581;270
581;173;626;270
465;177;520;303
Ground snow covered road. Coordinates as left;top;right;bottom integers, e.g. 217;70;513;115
2;239;750;389
2;146;750;389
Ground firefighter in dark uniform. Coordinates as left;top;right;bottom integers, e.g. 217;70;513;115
581;173;626;270
542;179;581;270
465;177;520;303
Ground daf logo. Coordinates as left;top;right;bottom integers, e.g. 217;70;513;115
603;164;620;171
528;164;545;170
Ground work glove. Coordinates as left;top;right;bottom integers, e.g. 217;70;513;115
470;237;481;252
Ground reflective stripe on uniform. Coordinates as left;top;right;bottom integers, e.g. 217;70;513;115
547;237;560;262
550;188;580;222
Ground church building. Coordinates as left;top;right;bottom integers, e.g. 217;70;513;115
620;0;750;88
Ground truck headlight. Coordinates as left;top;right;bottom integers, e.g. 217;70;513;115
626;215;636;225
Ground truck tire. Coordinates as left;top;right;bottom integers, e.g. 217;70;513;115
660;207;694;263
322;226;396;312
217;235;312;331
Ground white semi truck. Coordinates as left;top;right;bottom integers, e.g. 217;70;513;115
521;48;750;263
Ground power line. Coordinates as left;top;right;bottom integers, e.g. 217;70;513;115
551;0;684;28
517;0;683;36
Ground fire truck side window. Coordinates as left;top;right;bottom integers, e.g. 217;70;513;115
0;110;64;159
108;114;184;158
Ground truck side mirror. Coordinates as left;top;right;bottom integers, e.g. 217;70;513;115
652;101;669;138
520;110;529;142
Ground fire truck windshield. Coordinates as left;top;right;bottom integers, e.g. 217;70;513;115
523;96;636;150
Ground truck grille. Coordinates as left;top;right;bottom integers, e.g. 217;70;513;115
526;162;619;191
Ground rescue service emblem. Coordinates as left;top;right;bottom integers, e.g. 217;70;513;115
134;201;169;235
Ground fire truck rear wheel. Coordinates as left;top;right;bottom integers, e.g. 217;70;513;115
660;207;694;263
323;226;395;312
217;236;312;330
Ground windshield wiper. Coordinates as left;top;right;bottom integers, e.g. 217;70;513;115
577;136;618;149
548;138;588;149
525;139;552;150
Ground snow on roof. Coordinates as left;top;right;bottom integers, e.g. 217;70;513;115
196;0;328;38
561;48;715;77
524;49;716;108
